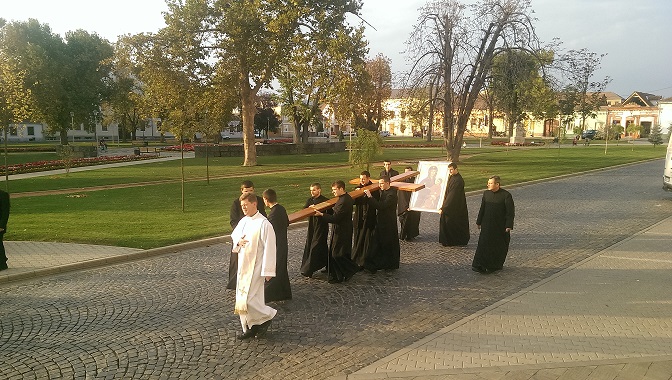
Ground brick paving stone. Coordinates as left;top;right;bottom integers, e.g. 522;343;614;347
1;160;671;379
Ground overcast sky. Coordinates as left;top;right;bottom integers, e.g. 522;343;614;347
3;0;671;98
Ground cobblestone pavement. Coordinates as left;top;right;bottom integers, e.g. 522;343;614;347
1;159;671;379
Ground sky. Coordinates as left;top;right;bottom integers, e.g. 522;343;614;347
3;0;672;98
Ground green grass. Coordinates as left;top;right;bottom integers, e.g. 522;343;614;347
6;144;665;248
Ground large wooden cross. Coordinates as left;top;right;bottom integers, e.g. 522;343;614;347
287;171;425;224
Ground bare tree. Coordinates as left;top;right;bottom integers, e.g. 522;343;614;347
404;0;539;162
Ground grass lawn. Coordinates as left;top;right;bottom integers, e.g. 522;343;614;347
6;144;665;249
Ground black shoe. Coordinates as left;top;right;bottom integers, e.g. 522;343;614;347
320;268;328;273
363;267;377;274
472;266;485;273
0;264;7;271
256;320;272;337
328;277;343;284
301;272;312;278
238;325;258;340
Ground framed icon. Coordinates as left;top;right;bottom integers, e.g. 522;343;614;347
409;161;451;213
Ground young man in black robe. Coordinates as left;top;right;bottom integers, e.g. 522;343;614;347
262;189;291;302
472;175;515;274
351;171;378;270
228;180;266;290
313;180;359;283
363;176;400;271
379;159;399;180
397;166;421;241
300;183;331;278
439;162;470;246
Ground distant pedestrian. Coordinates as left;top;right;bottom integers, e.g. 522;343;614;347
313;180;359;283
300;183;330;278
228;180;266;290
439;162;470;246
397;166;421;241
472;176;515;274
262;189;291;302
0;189;9;271
231;192;276;340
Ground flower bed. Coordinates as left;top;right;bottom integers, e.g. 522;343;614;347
162;144;195;151
1;154;160;175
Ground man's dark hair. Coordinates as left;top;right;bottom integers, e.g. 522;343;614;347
310;182;321;189
360;170;371;177
448;162;458;169
383;159;392;164
332;180;346;190
489;175;501;184
262;189;277;203
240;180;254;190
405;166;413;171
239;192;257;203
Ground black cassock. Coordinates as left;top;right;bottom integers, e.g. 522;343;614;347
352;181;378;268
227;195;266;290
264;203;292;302
368;188;400;270
321;193;359;283
397;177;421;241
439;172;470;246
473;188;515;271
300;195;331;276
379;168;399;180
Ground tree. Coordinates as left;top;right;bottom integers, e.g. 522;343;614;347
648;124;664;146
361;54;392;131
158;0;363;166
277;7;368;144
1;20;113;144
559;48;611;132
348;128;382;171
404;0;539;162
489;49;542;136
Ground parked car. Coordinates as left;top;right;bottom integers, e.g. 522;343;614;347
379;131;390;137
413;131;423;137
581;129;598;139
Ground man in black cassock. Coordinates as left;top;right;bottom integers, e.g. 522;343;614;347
300;183;331;278
397;166;421;241
313;180;359;283
472;175;515;274
262;189;292;302
363;176;400;271
228;180;266;290
351;171;378;270
439;162;470;246
379;159;399;180
0;188;9;271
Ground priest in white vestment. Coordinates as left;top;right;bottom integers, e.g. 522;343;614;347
230;192;277;340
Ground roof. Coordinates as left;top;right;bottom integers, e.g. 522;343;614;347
622;91;662;107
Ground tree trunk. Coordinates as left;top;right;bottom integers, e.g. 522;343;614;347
60;129;69;145
241;85;258;167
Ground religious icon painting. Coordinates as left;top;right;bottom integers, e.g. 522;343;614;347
409;161;451;213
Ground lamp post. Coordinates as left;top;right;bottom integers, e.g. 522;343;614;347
70;112;75;144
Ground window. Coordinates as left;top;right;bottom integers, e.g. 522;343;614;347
27;126;35;135
10;126;17;136
102;124;108;132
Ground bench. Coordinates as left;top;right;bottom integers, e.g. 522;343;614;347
134;147;161;156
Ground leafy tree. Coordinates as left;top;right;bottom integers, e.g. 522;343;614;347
254;108;280;138
1;20;113;144
158;0;363;166
648;124;664;146
360;54;393;131
626;123;642;139
404;0;539;162
277;6;368;144
558;48;611;132
489;50;542;136
348;128;382;171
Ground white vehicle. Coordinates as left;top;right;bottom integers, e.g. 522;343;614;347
379;131;390;137
664;133;672;191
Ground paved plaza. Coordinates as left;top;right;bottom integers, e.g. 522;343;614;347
1;159;671;379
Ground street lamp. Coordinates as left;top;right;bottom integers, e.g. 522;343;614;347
70;112;74;143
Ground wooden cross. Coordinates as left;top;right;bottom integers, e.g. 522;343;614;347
287;170;424;224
